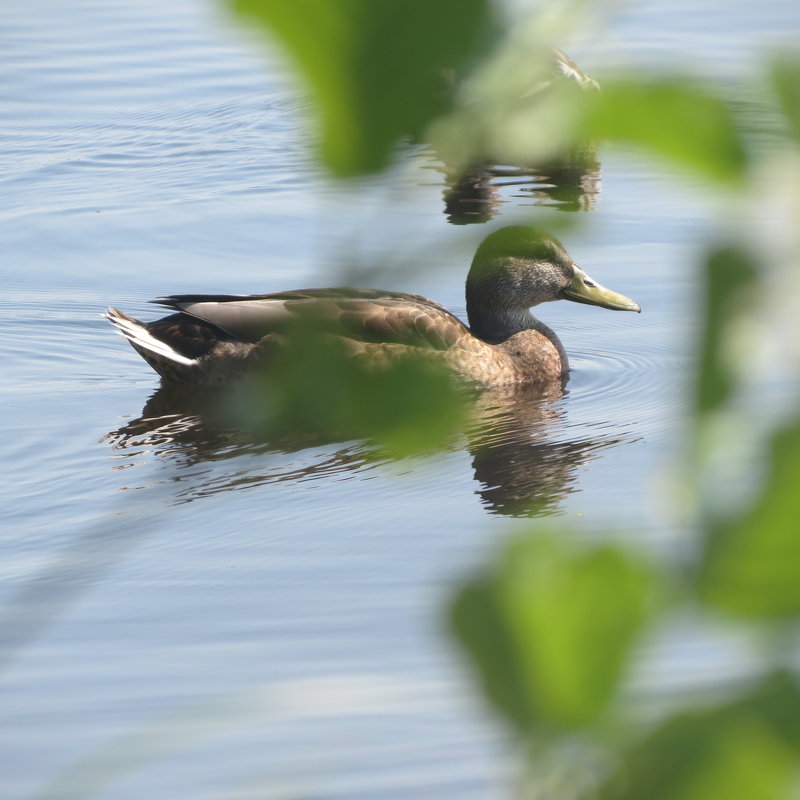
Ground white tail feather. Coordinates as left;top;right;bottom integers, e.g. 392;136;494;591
104;308;196;366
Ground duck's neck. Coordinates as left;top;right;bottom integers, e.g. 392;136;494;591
467;302;534;344
467;300;568;367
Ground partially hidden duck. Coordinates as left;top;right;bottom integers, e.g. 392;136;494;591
106;227;640;387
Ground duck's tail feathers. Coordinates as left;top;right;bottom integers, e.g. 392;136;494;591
105;307;197;380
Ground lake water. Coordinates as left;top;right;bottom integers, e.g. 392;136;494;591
2;0;798;797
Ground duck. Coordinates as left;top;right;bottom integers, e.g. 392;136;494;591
105;226;640;388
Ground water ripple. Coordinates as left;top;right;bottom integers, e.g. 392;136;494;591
569;337;685;434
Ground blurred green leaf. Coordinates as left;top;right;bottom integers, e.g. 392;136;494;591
736;671;800;749
700;416;800;618
451;532;656;734
770;55;800;143
600;674;800;800
696;246;759;417
600;714;793;800
224;318;467;458
229;0;493;176
429;46;592;170
585;78;748;183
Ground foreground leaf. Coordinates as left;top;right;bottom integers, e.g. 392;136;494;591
695;246;760;418
223;318;467;458
585;78;748;184
600;673;800;800
451;532;656;734
230;0;493;176
700;416;800;618
770;54;800;144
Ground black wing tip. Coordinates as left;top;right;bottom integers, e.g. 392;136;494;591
149;296;180;310
149;294;263;309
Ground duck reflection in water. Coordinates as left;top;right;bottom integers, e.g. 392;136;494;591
105;379;633;516
442;153;602;224
466;383;630;517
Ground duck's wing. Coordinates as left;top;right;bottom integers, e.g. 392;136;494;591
152;290;470;350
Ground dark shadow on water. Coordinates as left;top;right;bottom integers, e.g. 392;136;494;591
105;380;633;517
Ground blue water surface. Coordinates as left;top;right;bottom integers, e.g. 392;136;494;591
1;0;798;797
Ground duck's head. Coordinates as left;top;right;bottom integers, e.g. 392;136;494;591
466;226;639;341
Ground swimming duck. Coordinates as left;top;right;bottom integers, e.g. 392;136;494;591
106;227;639;387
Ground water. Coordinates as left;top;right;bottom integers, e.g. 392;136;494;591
1;0;798;797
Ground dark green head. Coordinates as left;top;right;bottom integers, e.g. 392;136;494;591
466;226;640;341
470;227;572;275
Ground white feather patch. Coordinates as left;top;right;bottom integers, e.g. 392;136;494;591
104;308;196;366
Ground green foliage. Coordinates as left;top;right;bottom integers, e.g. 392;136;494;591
770;54;800;143
230;0;494;176
230;1;751;188
600;673;800;800
584;78;748;184
220;2;800;797
434;71;749;184
695;246;759;417
738;671;800;749
451;533;656;733
224;318;467;458
429;57;590;170
700;416;800;618
600;710;793;800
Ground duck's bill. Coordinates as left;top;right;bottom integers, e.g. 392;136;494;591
562;266;641;312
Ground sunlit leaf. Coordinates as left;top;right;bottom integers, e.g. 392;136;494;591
229;0;493;176
696;246;759;417
223;317;467;458
451;532;656;734
700;416;800;618
585;78;748;183
429;48;592;170
770;54;800;143
600;674;800;800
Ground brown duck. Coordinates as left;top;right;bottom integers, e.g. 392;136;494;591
106;227;640;387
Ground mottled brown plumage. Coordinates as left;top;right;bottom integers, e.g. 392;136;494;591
106;227;639;387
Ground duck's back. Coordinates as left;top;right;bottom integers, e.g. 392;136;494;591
108;289;567;387
154;289;471;351
108;290;480;387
